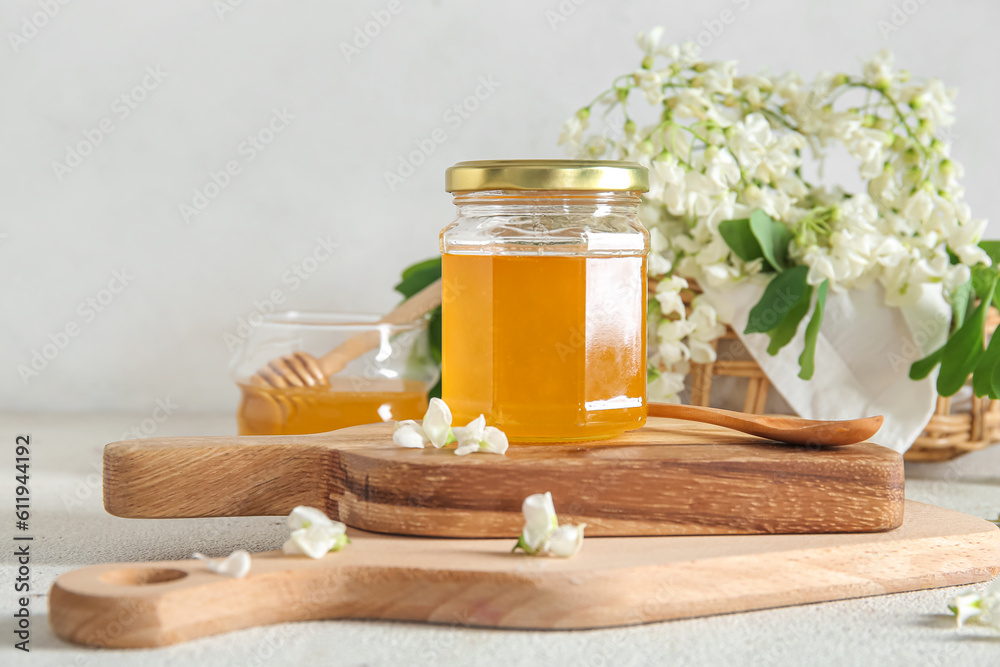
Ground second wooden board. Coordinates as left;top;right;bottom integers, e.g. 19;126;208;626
50;502;1000;648
104;417;904;537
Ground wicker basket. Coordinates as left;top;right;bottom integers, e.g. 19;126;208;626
669;281;1000;461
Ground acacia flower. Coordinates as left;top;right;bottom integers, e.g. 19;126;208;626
513;492;585;558
452;414;509;456
193;550;251;578
282;506;349;559
950;580;1000;630
392;399;508;455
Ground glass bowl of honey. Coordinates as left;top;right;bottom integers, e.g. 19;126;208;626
231;312;438;435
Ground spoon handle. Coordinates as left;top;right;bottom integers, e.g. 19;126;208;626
318;279;442;377
647;402;882;446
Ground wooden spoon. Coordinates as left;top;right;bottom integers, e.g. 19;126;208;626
251;279;443;389
648;403;883;446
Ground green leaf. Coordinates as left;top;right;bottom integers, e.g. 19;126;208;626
401;256;442;281
744;266;810;334
971;265;996;303
749;209;793;272
973;324;1000;398
797;280;829;380
719;218;764;264
909;346;945;380
991;357;1000;400
936;277;997;397
949;279;973;331
979;240;1000;266
766;284;813;355
396;257;443;398
394;257;441;299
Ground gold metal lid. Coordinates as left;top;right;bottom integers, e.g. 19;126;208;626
445;159;649;193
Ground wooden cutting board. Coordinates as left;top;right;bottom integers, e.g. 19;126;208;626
103;417;904;536
50;501;1000;648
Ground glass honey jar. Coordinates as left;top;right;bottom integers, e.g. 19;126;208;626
440;160;650;441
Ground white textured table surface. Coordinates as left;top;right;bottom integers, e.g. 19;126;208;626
2;412;998;666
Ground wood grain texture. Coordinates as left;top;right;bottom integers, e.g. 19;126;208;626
50;501;1000;648
104;417;904;537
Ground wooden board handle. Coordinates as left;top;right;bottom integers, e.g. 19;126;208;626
50;551;354;648
103;435;334;518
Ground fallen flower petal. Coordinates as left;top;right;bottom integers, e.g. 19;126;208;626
422;397;454;448
283;506;350;559
393;420;429;449
546;524;586;558
193;550;251;578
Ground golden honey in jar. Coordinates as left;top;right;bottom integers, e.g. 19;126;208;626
440;160;650;441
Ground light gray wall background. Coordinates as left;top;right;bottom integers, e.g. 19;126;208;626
3;0;997;413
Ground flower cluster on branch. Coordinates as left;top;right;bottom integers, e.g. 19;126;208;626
561;29;989;401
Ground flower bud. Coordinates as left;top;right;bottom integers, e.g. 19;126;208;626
875;77;891;93
641;55;655;70
908;95;925;110
903;146;921;165
639;139;655;154
833;73;850;86
576;107;590;121
624;119;637;135
693;62;708;73
939;159;954;176
617;88;629;102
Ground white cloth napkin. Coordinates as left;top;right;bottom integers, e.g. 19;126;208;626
701;279;951;453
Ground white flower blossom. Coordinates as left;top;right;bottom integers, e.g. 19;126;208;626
193;550;251;578
393;400;508;456
564;39;987;391
282;506;349;559
950;580;1000;630
393;420;429;449
514;492;585;558
423;397;453;448
452;414;509;456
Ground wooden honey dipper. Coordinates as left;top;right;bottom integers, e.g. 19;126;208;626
250;279;443;389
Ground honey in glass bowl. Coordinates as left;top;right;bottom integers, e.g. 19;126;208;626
440;160;650;441
231;312;438;435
